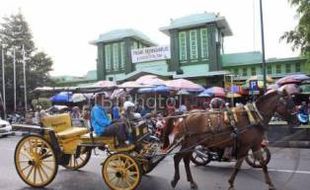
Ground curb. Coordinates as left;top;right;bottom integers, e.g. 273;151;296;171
270;141;310;148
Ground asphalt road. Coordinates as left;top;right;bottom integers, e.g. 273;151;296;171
1;135;310;190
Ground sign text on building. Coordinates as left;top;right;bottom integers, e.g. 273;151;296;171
131;45;171;63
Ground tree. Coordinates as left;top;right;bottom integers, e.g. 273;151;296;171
0;12;53;112
281;0;310;54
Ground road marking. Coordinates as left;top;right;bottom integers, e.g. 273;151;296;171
260;168;310;175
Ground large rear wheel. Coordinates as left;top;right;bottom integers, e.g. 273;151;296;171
102;153;142;190
14;135;58;187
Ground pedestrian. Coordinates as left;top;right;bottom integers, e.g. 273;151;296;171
71;106;82;127
111;100;121;120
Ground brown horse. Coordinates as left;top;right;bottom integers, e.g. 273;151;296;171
163;90;298;190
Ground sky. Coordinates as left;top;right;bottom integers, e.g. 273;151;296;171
0;0;300;77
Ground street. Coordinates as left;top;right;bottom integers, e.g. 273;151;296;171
1;136;310;190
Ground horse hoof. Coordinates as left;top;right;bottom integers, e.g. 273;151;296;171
190;182;198;189
269;186;276;190
171;180;177;188
228;187;235;190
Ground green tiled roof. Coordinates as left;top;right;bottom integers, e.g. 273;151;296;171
173;70;229;79
90;28;156;46
160;12;232;36
222;51;262;67
222;51;307;67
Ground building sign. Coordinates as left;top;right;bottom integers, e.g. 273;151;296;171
131;45;171;63
249;80;259;95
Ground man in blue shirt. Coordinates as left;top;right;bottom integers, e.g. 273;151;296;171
91;92;129;145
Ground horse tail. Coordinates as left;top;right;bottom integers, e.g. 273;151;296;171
162;117;175;150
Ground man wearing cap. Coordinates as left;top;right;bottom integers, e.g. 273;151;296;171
91;92;130;146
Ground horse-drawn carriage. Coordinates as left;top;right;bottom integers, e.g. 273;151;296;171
13;110;166;190
12;87;299;190
13;87;168;190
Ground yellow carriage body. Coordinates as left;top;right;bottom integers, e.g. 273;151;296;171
41;113;89;154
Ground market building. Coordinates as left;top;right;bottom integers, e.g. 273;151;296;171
88;12;308;87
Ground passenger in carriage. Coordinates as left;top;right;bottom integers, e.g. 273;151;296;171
91;92;131;147
210;97;226;110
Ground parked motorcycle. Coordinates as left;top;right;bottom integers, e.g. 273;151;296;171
191;140;271;168
297;113;309;125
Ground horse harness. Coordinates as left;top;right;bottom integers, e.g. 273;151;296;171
179;103;265;158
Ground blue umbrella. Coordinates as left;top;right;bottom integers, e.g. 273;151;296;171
198;90;212;97
50;91;73;103
138;85;170;94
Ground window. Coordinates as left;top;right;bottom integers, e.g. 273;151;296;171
267;65;272;74
276;64;281;74
138;42;144;48
296;63;301;72
113;43;119;71
233;68;238;75
179;32;187;61
200;28;208;59
131;41;138;50
251;67;256;75
105;44;111;71
285;64;291;73
120;42;125;70
189;30;198;60
242;68;247;76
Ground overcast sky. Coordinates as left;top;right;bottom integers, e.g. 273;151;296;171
0;0;299;77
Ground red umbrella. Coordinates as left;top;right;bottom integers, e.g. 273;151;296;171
136;75;165;86
164;79;204;92
276;74;310;85
278;84;301;95
204;86;225;97
92;80;117;88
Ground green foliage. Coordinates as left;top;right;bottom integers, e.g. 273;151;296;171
31;98;52;110
0;13;54;111
281;0;310;55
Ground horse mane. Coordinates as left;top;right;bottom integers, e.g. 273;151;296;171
255;90;279;107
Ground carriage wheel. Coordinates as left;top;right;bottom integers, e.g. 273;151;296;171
245;147;271;168
14;135;58;187
102;153;142;190
63;148;91;170
190;146;211;166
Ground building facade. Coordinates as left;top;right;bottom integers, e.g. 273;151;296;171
89;12;308;87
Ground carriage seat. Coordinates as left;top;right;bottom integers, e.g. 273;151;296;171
56;127;89;140
80;132;115;144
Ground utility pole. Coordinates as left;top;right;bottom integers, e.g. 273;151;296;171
13;48;17;112
259;0;267;91
1;46;6;119
22;45;27;111
231;75;234;106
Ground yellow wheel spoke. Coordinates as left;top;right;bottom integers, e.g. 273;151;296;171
79;156;85;163
74;158;78;167
26;165;34;180
41;162;54;171
33;166;37;184
39;150;52;160
125;163;135;170
38;164;49;179
21;164;31;172
122;177;132;188
34;139;38;154
20;150;31;160
37;165;44;183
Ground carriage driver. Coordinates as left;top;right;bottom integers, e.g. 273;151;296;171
91;92;131;147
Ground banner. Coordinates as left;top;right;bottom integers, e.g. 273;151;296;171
131;45;171;63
